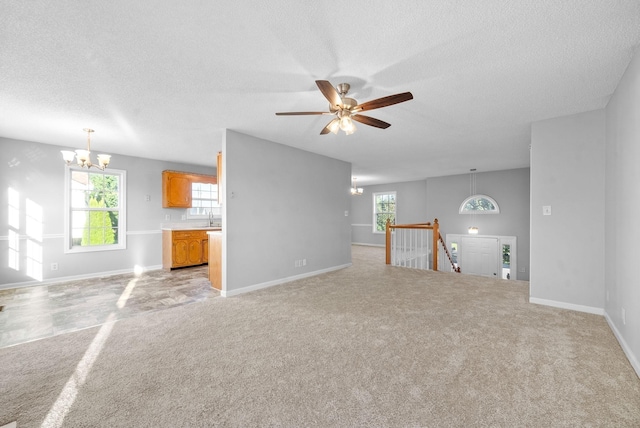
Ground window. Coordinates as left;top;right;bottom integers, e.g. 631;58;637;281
373;191;396;233
187;182;220;218
64;168;126;253
459;194;500;214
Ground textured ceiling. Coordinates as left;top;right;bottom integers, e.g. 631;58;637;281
2;1;639;184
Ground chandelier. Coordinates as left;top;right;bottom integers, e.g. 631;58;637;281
61;128;111;170
350;177;363;196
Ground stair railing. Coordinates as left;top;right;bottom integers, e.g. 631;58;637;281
385;218;461;273
438;233;461;273
385;218;439;271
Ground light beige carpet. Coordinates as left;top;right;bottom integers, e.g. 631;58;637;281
1;245;638;427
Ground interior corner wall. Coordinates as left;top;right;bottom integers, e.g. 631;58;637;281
426;168;531;280
0;137;217;288
222;130;352;294
604;48;640;376
350;180;427;246
530;109;606;312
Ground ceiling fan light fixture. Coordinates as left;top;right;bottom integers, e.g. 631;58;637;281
329;119;340;134
339;116;356;134
345;123;356;135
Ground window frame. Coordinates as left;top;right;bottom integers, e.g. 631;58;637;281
458;194;500;214
372;191;396;234
63;166;127;253
186;181;221;219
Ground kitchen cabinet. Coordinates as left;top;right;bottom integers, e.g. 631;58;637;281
162;229;210;270
162;170;217;208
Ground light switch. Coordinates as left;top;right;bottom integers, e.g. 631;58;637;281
344;210;349;217
542;206;551;216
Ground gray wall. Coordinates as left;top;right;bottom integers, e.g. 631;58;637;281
426;168;530;280
222;130;352;295
530;109;606;311
350;169;530;280
350;180;427;246
605;49;640;374
0;137;216;287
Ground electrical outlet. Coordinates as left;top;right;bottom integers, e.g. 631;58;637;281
145;194;151;202
622;308;626;325
165;214;171;220
303;259;306;266
51;263;58;271
542;205;552;216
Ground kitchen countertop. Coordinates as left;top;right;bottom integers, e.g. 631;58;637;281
161;226;221;231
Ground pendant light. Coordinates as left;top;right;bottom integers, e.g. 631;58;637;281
468;168;478;234
350;177;363;195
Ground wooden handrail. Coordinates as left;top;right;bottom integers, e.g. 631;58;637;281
386;218;439;271
438;233;461;273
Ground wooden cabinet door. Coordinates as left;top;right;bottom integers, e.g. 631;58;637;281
162;171;191;208
172;239;189;266
187;238;203;264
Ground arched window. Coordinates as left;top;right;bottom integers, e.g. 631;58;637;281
459;194;500;214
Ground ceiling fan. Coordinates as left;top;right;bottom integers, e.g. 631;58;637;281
276;80;413;135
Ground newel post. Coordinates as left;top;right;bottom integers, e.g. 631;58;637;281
432;218;439;271
385;218;391;264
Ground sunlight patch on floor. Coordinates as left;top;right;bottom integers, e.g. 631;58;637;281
40;313;116;427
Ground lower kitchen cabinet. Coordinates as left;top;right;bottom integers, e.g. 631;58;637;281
162;230;209;270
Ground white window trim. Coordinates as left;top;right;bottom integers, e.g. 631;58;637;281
187;181;221;219
459;194;500;214
372;191;396;234
63;166;127;253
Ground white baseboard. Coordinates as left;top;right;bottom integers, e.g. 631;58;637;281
529;297;604;315
351;242;385;248
221;263;352;297
604;312;640;379
0;265;164;290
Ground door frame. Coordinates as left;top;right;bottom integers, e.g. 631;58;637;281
445;234;518;280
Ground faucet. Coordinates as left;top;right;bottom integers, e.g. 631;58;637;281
208;211;214;227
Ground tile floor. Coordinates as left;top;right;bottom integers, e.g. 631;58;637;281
0;265;218;349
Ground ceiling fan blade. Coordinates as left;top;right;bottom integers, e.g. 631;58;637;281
275;111;330;116
320;118;339;135
354;92;413;113
316;80;342;109
351;114;391;129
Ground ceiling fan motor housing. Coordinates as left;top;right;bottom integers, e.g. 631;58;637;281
336;83;350;96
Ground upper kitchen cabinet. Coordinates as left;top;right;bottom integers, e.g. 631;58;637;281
162;170;217;208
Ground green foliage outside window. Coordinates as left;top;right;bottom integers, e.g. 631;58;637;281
70;171;120;247
82;196;116;246
374;192;396;232
87;174;119;243
463;197;496;211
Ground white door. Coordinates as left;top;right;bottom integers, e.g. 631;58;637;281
461;237;499;278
